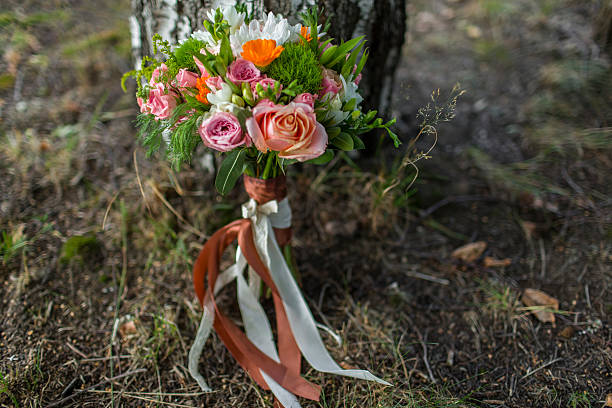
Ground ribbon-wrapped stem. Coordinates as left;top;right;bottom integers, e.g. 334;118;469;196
244;174;301;286
189;174;390;408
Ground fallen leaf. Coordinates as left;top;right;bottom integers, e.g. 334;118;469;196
558;326;575;339
483;256;512;267
39;140;51;152
605;393;612;407
452;241;487;262
339;361;357;370
522;288;559;323
521;221;537;240
119;320;138;338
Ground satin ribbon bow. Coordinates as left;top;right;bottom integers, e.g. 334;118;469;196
189;197;390;408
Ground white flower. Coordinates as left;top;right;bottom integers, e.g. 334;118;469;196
206;6;246;34
230;12;297;56
191;30;221;54
191;30;215;46
210;102;242;116
207;83;233;106
340;75;363;107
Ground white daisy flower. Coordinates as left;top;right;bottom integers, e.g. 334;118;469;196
230;12;297;56
206;6;246;34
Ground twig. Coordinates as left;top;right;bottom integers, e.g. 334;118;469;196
45;368;147;408
65;342;89;359
80;355;132;363
102;191;119;231
538;238;546;279
88;390;207;397
520;358;563;380
133;150;152;216
584;284;591;309
403;269;450;286
382;258;450;285
147;180;206;239
404;313;437;384
420;332;436;384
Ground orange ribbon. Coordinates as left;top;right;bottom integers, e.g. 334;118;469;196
192;176;320;406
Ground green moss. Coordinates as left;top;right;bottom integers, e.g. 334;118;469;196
265;42;322;95
60;234;100;264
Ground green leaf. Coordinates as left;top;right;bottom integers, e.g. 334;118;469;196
341;41;364;79
215;149;246;195
352;134;365;150
343;98;357;112
326;126;341;138
320;45;337;65
307;149;334;164
386;128;401;148
363;109;377;123
332;132;354;151
220;36;233;66
354;49;369;77
326;36;364;68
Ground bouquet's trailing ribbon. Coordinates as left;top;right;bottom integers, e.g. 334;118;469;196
189;175;390;408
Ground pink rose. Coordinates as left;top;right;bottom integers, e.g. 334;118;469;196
227;58;261;84
293;93;315;108
147;84;177;120
206;76;225;92
246;99;328;161
354;73;362;85
199;112;248;152
149;63;169;86
175;69;198;88
319;68;342;99
251;76;281;97
137;97;151;114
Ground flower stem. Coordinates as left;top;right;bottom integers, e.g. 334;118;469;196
261;153;275;179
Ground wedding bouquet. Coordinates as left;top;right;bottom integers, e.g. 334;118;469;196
123;5;398;194
124;5;398;407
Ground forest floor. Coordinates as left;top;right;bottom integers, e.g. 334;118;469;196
1;0;610;407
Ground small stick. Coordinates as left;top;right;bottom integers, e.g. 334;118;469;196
45;368;147;408
65;342;88;359
403;270;450;286
520;358;563;380
539;239;546;279
584;285;591;309
80;355;132;363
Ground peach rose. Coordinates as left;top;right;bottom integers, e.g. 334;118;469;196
246;99;328;161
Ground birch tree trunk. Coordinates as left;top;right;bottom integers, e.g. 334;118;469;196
130;0;406;115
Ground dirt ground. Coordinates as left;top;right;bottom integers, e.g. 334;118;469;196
1;0;610;407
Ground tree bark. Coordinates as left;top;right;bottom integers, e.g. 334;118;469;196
594;0;612;55
130;0;405;115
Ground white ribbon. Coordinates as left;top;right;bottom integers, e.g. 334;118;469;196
189;198;390;406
